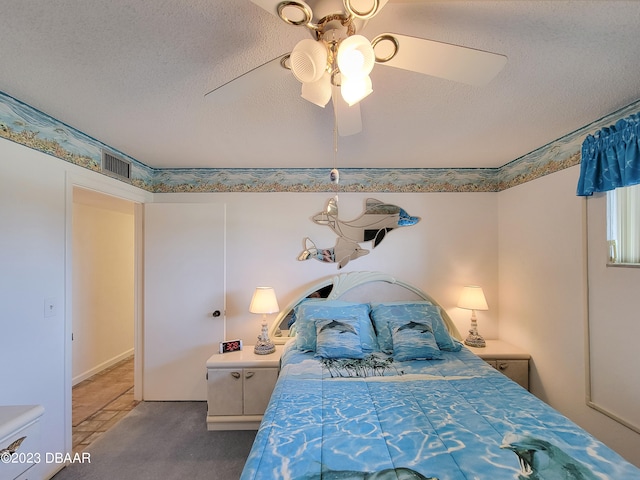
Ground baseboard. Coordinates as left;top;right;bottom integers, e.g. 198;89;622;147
72;348;134;386
207;414;262;431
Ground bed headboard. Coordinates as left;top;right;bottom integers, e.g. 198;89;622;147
269;271;462;344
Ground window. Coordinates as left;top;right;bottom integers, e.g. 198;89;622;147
607;183;640;264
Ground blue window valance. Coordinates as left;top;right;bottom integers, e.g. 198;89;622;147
577;112;640;196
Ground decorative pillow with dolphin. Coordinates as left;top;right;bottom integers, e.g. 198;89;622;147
294;301;376;354
389;318;442;361
371;302;461;354
315;317;364;359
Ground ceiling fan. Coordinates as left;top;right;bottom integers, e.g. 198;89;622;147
205;0;507;136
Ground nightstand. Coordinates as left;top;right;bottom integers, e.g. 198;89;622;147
466;339;530;390
206;345;283;431
0;405;44;480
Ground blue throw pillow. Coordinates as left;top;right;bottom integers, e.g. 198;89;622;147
294;301;375;353
315;317;364;359
370;302;461;353
389;318;442;361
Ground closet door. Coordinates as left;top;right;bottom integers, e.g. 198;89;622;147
144;203;225;400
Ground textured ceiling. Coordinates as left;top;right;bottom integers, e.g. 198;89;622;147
1;1;639;170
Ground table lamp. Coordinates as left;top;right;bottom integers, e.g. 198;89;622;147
249;286;279;355
458;285;489;348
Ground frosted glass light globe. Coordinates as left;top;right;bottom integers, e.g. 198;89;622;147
301;72;331;107
341;75;373;106
337;35;375;79
290;39;328;83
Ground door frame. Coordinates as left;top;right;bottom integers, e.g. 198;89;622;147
64;168;151;453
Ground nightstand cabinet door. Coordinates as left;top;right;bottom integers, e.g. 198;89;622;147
207;367;279;417
207;368;243;416
206;347;282;430
485;359;529;390
496;360;528;390
244;368;279;415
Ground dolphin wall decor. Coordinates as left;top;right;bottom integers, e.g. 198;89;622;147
299;197;420;269
298;237;369;269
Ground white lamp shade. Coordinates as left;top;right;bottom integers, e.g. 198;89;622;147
457;285;489;311
337;35;375;78
290;39;328;83
301;72;332;107
341;74;372;106
249;287;280;314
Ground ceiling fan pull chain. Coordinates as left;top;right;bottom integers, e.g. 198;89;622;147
331;89;340;188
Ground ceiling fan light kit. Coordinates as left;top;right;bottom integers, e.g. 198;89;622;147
229;0;508;136
287;26;374;108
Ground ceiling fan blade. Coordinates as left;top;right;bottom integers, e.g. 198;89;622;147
204;54;290;106
373;33;507;86
332;86;362;137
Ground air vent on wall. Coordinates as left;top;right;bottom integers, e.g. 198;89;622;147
101;150;131;179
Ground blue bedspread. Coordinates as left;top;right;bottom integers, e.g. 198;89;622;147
242;342;640;479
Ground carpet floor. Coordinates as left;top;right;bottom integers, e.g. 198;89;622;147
53;401;257;480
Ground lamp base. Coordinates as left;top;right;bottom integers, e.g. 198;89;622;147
464;310;486;347
464;333;486;348
254;340;276;355
254;320;276;355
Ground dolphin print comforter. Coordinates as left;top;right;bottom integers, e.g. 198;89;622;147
241;343;640;479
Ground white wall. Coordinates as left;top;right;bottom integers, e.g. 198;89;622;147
0;137;149;479
72;189;135;384
498;165;640;466
155;192;499;343
1;140;68;479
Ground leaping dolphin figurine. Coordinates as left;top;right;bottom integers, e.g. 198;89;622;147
312;197;420;248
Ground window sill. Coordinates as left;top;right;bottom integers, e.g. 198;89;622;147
607;262;640;268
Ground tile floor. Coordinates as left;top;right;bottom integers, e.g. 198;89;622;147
72;356;138;453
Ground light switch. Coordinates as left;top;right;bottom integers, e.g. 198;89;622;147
45;297;57;317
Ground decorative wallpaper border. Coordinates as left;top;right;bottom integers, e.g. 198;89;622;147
1;91;639;193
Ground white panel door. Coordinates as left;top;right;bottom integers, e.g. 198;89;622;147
144;203;225;400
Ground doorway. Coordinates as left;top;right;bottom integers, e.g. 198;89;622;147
70;187;139;451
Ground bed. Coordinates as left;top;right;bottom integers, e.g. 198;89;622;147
241;272;640;479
